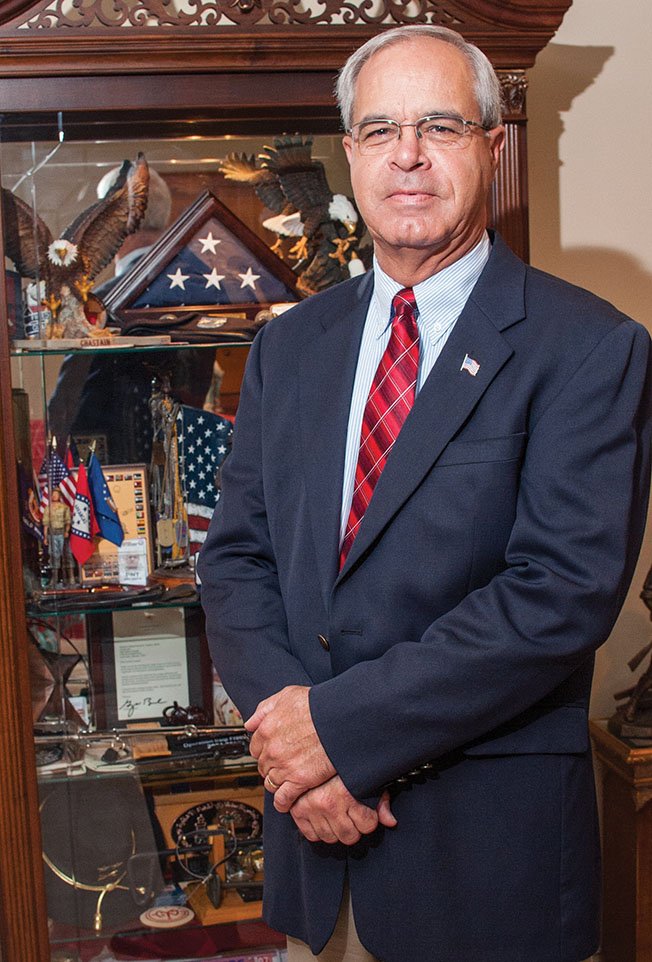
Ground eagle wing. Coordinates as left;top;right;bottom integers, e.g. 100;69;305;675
218;152;290;215
259;135;332;222
63;153;150;281
1;187;52;279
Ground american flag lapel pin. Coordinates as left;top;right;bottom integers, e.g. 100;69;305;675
460;354;480;377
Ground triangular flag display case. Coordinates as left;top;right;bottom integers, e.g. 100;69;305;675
103;190;301;338
0;2;572;960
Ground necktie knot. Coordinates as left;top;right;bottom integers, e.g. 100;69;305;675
392;287;417;319
391;287;419;341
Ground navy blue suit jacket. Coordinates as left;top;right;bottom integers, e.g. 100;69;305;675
199;234;651;962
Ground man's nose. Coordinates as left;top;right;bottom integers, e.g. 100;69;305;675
390;125;430;168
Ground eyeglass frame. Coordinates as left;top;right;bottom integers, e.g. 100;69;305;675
346;114;494;152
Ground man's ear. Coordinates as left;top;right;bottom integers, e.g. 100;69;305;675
342;134;353;165
488;125;506;172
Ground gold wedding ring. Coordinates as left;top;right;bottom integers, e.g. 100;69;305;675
264;773;280;792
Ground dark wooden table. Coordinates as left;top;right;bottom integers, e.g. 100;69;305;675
590;720;652;962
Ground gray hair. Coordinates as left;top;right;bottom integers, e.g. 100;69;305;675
336;25;503;132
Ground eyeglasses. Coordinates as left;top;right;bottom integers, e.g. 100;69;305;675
348;115;491;153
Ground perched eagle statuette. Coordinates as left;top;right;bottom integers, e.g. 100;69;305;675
2;153;150;338
218;134;369;295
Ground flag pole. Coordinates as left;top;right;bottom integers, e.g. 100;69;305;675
87;438;97;467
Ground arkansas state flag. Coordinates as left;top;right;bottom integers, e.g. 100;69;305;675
69;462;99;565
87;452;124;547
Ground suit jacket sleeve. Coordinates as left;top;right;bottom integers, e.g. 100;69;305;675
309;316;652;797
198;324;313;719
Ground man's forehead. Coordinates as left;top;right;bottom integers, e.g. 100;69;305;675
353;38;478;117
361;36;469;73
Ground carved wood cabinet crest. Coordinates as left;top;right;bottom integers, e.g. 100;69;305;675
1;0;571;31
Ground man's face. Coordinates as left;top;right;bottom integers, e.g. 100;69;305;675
343;38;504;273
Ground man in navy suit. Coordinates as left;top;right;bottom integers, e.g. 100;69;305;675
199;24;651;962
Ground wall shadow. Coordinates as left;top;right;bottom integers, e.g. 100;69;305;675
529;43;652;317
527;42;613;268
527;42;652;714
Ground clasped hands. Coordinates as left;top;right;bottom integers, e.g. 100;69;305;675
245;685;396;845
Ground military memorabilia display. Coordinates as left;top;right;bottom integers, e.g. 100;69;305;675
3;154;150;343
80;464;151;585
39;776;164;934
218;133;369;295
155;784;263;852
149;376;235;567
149;382;188;568
35;437;77;587
101;190;300;337
154;783;264;921
42;487;73;585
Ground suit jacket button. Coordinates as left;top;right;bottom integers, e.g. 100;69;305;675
318;634;330;651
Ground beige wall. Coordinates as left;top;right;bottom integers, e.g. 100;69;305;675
527;0;652;719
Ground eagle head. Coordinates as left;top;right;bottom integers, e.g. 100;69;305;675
328;195;359;232
48;239;79;267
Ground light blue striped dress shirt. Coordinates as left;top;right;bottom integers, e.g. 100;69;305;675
339;232;491;544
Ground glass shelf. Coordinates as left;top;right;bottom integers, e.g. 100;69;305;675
26;587;201;618
10;338;251;358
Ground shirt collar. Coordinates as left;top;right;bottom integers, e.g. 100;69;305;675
371;232;491;344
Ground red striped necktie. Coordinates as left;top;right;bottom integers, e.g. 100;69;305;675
340;287;420;569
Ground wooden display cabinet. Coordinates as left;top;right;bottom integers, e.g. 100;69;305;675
0;3;572;959
591;720;652;962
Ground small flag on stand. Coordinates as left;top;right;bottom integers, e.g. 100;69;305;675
38;441;76;512
69;461;99;565
87;451;124;546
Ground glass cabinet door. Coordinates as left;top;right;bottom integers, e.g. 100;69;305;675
2;120;353;962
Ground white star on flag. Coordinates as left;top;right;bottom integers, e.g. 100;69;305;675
197;232;222;254
168;267;190;290
203;268;226;290
238;267;261;291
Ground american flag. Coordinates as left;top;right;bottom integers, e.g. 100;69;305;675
38;449;76;512
177;405;233;556
132;214;297;309
460;353;480;377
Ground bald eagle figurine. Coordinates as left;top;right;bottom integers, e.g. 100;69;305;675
2;153;150;338
218;134;367;295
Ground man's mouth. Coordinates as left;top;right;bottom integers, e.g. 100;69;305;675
387;190;436;203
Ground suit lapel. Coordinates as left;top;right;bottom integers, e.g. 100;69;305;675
337;236;526;579
299;274;374;606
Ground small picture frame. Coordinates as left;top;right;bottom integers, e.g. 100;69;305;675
80;463;153;585
89;605;212;728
